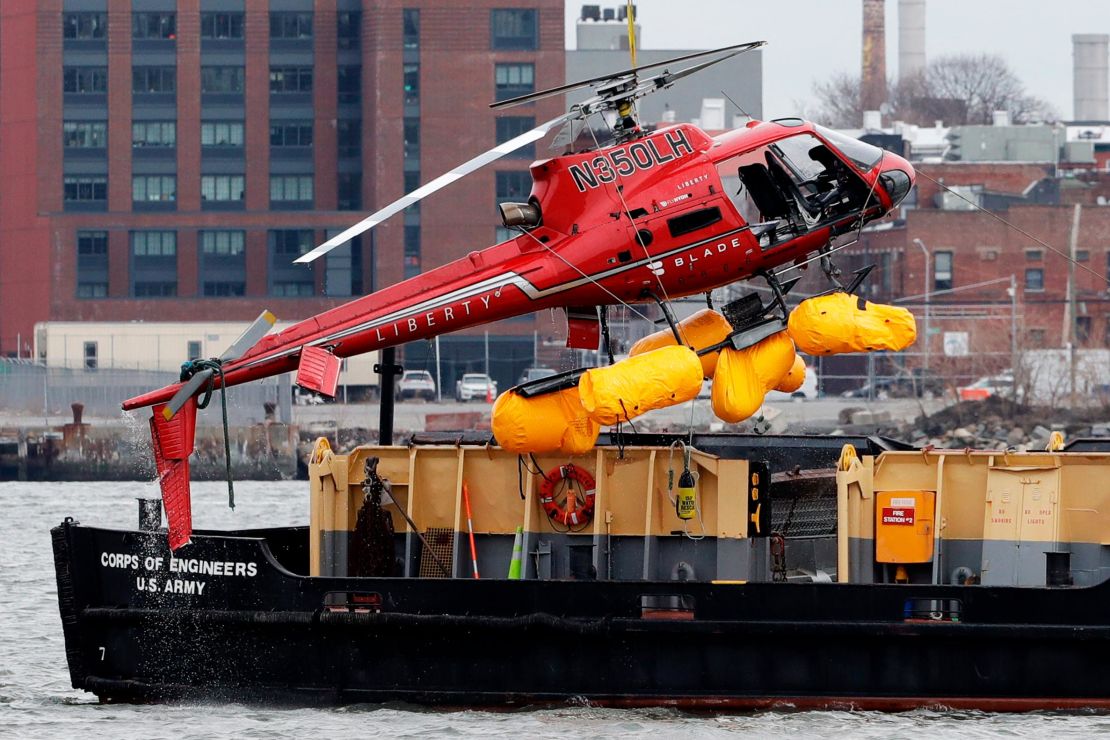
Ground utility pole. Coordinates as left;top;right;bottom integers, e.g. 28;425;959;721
1068;204;1081;408
913;238;930;373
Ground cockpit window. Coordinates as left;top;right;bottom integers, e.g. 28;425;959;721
814;125;884;171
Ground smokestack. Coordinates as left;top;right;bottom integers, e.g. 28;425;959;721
1073;34;1109;120
898;0;926;81
861;0;887;115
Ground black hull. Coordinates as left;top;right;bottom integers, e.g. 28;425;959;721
52;520;1110;710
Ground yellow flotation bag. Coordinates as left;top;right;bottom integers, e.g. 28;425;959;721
579;345;703;425
492;386;599;455
628;309;733;378
775;354;807;393
787;293;917;355
711;331;796;423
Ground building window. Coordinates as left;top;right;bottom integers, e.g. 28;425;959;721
496;171;531;203
490;9;537;50
133;66;176;94
270;122;313;147
199;230;246;297
131;231;177;297
63;122;107;148
337;119;361;158
200;12;244;39
270;176;314;204
338;174;361;211
132;12;175;39
269;67;313;93
76;231;109;298
201;121;244;147
338;66;361;104
201;175;245;202
201;66;244;93
403;9;419;49
187;341;202;360
495;116;535;158
933;250;953;292
1025;248;1043;261
64;13;106;40
1076;249;1090;262
404;225;421;278
1025;267;1044;292
494;63;534;102
495;226;516;244
403;64;420;105
64;176;107;203
337;11;360;48
132;175;176;203
83;341;98;370
403;118;420;160
269;230;315;296
270;12;313;39
132;121;175;147
1077;316;1092;344
63;67;107;93
1027;328;1045;348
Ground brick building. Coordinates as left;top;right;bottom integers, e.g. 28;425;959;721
0;0;564;390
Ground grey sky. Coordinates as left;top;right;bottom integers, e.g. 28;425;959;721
564;0;1106;120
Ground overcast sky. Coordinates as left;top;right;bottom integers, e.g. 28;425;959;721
564;0;1106;120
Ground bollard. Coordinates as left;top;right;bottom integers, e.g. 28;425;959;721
138;498;162;531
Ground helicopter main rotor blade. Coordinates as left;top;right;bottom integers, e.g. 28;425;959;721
162;368;215;421
218;310;277;363
295;112;574;265
490;40;765;111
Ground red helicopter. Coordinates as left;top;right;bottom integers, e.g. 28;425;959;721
123;41;914;547
124;40;914;419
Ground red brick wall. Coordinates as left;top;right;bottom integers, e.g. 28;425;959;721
913;162;1053;209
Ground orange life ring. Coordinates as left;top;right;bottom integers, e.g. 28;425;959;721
538;464;596;527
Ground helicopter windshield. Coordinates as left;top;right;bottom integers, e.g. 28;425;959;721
813;125;883;172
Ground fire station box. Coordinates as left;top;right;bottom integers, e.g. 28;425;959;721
875;490;936;563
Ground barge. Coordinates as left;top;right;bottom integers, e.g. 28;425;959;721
52;431;1110;710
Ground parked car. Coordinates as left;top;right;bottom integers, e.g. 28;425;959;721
958;373;1017;402
766;362;819;401
293;387;325;405
455;373;498;402
517;367;556;385
841;372;944;400
396;370;436;401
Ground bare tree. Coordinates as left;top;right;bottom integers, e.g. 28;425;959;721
809;54;1056;128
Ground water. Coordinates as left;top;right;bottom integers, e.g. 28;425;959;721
3;480;1108;738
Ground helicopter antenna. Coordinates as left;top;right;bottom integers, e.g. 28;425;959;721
720;89;751;122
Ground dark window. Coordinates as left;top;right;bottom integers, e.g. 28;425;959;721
494;63;534;102
270;12;313;39
338;174;361;211
404;225;421;277
131;231;177;297
404;171;421;194
403;64;419;105
63;67;107;93
667;207;723;238
1025;267;1044;292
63;177;107;202
201;66;244;93
270;175;314;203
934;250;953;291
132;175;176;203
1028;328;1046;348
1025;249;1043;261
201;121;244;147
269;230;316;296
132;121;175;147
337;11;360;48
1077;316;1092;344
133;66;176;94
187;341;202;360
201;175;245;202
403;9;419;49
495;116;535;158
64;122;107;148
76;231;109;298
64;13;106;40
338;66;361;104
403;118;420;160
1076;249;1090;262
83;341;98;370
337;119;361;158
496;171;531;203
270;122;313;147
269;66;313;93
132;12;175;39
200;230;246;296
200;12;244;39
491;9;537;50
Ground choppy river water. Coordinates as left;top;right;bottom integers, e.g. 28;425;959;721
3;480;1109;739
